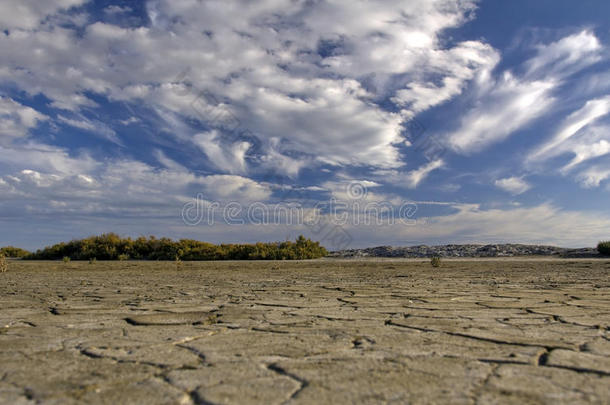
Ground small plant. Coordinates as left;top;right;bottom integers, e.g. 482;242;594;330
206;313;218;325
598;241;610;256
89;257;97;264
430;256;442;268
175;255;182;269
62;256;71;263
118;254;129;261
0;254;8;273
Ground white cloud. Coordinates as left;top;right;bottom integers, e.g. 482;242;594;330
392;41;500;113
576;166;610;188
449;74;556;152
340;203;610;248
258;138;308;179
422;203;610;247
494;176;531;195
193;130;250;175
524;95;610;188
403;159;444;189
104;5;132;15
565;137;610;171
0;154;273;216
153;150;187;172
119;116;140;126
525;30;602;78
199;175;272;202
0;0;87;30
57;114;123;145
447;31;603;154
239;79;405;168
0;0;494;171
0;97;47;140
0;142;98;175
369;159;445;190
529;96;610;164
321;179;383;202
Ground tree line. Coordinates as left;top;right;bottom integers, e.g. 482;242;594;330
20;233;328;261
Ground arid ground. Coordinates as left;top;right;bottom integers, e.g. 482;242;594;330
1;259;609;404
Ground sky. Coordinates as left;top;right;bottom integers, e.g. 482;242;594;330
1;0;610;250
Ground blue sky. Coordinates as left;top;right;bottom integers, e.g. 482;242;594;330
1;0;610;250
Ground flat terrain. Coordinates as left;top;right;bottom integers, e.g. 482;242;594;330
1;259;610;404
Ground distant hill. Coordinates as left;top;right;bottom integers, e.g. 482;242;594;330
330;244;600;258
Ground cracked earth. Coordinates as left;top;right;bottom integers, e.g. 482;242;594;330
1;259;609;404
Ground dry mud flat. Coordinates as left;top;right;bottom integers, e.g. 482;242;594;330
1;260;610;404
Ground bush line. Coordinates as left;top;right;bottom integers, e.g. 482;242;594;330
21;234;328;261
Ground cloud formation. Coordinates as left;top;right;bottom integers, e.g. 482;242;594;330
447;31;603;153
0;0;493;173
0;97;48;141
494;177;531;195
527;95;610;187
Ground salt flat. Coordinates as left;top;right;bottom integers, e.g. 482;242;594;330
1;259;609;404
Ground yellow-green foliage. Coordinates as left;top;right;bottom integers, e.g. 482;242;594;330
598;241;610;256
62;256;71;263
430;256;442;267
0;246;30;258
25;233;328;261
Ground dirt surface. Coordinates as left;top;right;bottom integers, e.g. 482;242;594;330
1;259;610;404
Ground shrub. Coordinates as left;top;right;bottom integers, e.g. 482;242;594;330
0;246;30;258
598;241;610;256
62;256;71;263
25;234;328;261
89;257;97;264
0;254;7;273
430;256;442;267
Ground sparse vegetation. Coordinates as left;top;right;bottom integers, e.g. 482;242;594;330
206;313;218;325
598;241;610;256
89;257;97;264
0;246;30;258
430;256;442;267
62;256;71;263
24;233;328;261
0;254;7;272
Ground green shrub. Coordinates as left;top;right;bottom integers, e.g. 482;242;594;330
430;256;442;267
598;241;610;256
0;254;7;273
62;256;71;263
0;246;30;258
89;257;97;264
25;234;328;261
